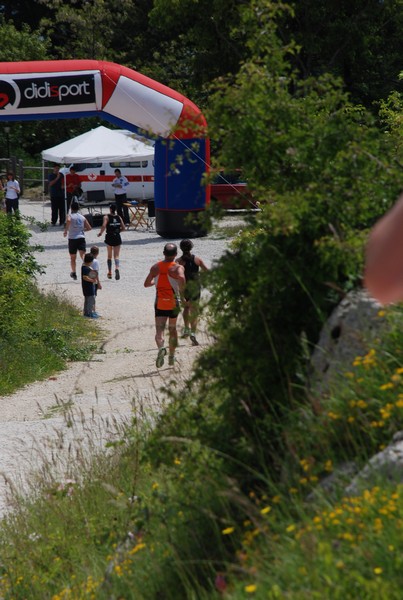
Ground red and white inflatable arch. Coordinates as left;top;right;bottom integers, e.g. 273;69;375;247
0;59;210;237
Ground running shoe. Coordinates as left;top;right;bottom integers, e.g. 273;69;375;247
70;272;77;280
90;313;100;319
107;272;112;279
115;269;120;280
190;334;199;346
181;327;191;338
168;355;175;366
156;347;167;368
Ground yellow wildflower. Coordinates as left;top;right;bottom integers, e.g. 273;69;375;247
299;458;311;471
374;567;383;575
129;543;146;555
245;584;257;593
222;527;235;535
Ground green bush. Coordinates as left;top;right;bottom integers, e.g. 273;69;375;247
0;212;100;394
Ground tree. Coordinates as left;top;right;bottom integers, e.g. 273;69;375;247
172;0;402;475
0;0;50;29
38;0;136;60
0;16;49;61
282;0;403;107
146;0;250;99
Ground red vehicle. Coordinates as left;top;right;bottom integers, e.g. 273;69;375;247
210;171;254;210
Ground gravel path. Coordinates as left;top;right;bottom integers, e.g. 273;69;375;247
0;199;242;517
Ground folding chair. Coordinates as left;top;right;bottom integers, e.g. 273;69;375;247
124;200;148;230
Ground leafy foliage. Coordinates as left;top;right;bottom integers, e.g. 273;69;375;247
0;14;49;61
178;0;402;478
0;1;402;598
38;0;134;60
0;213;99;394
286;0;403;107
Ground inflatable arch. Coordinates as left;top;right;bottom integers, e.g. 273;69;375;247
0;59;210;237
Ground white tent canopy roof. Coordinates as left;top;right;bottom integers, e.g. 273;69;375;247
41;125;154;164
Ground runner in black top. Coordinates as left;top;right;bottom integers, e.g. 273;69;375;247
176;239;208;346
97;203;125;280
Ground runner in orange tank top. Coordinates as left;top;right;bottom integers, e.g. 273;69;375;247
144;243;185;368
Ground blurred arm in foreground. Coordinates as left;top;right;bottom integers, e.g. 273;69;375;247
365;193;403;305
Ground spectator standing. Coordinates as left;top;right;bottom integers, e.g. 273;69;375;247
63;166;81;212
111;168;130;224
48;164;65;226
176;239;208;346
97;203;125;280
63;201;92;280
4;171;20;215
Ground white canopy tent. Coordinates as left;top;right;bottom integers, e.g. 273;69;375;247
41;125;154;164
41;125;154;211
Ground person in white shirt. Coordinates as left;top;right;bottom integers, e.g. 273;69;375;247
63;201;92;280
112;168;130;224
4;171;20;215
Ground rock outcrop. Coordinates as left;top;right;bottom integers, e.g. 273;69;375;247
345;431;403;496
308;289;385;397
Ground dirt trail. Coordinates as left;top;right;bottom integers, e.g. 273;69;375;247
0;199;240;517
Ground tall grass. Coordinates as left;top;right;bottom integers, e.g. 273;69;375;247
0;210;101;395
0;304;402;598
0;285;100;395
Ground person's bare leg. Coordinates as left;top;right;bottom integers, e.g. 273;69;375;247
168;319;178;365
70;253;77;279
155;316;168;367
181;302;191;337
155;316;167;348
114;246;121;280
107;246;113;278
189;301;200;346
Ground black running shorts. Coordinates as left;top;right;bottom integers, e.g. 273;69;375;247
68;238;86;255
